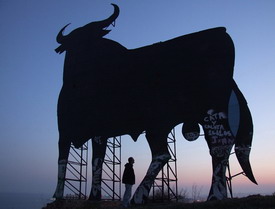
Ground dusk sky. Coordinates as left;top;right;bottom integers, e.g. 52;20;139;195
1;0;275;198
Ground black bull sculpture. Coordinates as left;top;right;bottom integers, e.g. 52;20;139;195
53;4;257;203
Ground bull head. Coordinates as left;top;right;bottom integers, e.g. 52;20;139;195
55;4;119;54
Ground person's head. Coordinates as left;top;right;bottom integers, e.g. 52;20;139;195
128;157;135;164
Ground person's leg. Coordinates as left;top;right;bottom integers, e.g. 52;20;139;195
122;184;132;207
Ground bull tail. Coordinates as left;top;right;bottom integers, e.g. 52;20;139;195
228;83;257;184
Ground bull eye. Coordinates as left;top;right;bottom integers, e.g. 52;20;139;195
182;123;200;141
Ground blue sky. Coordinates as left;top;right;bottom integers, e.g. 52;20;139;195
0;0;275;197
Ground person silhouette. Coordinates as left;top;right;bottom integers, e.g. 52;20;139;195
122;157;135;207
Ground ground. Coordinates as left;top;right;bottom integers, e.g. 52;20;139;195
43;195;275;209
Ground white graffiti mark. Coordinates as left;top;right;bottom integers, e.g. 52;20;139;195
204;109;227;124
208;160;227;200
57;160;67;179
92;185;101;197
53;160;67;198
54;180;65;198
133;185;149;204
184;132;199;141
235;146;251;161
203;109;233;145
210;136;234;145
93;136;103;144
146;154;170;176
210;145;232;159
154;153;171;162
207;145;233;200
204;124;231;137
133;154;170;204
92;158;103;197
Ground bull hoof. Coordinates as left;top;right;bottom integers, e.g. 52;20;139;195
88;195;101;201
207;196;218;201
131;196;147;205
207;193;227;201
53;191;63;200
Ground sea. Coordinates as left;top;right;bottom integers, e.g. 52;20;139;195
0;193;53;209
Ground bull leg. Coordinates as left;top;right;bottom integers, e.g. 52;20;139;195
131;131;171;204
88;136;107;200
202;109;235;200
53;136;71;199
207;145;232;200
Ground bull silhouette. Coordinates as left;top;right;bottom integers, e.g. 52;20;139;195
53;4;257;203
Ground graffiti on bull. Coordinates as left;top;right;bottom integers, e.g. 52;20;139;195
132;154;170;204
52;4;257;203
203;109;234;145
91;157;103;199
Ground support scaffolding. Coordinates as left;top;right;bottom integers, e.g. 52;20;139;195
152;128;178;202
101;136;122;200
226;151;245;198
61;130;241;201
64;142;88;199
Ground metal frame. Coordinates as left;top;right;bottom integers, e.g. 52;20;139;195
64;142;88;199
152;128;178;202
61;130;244;200
101;136;122;200
226;151;245;198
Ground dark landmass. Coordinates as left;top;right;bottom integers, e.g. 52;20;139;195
43;195;275;209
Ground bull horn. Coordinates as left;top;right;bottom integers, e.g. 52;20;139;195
56;23;71;44
90;4;119;28
235;146;257;185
